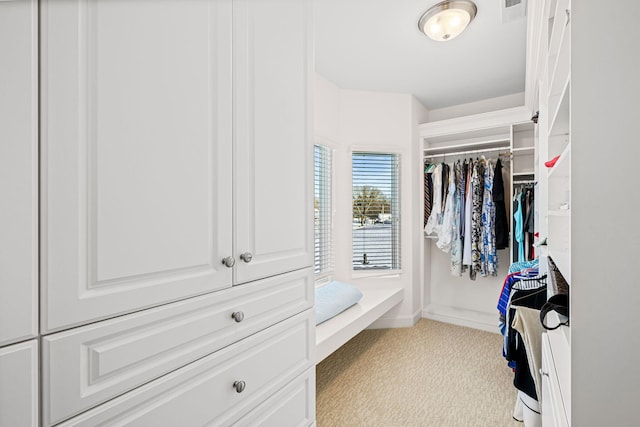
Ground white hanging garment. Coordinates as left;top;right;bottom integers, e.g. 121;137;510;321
424;163;442;237
437;164;456;252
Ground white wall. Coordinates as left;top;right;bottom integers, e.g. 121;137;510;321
572;2;640;423
313;74;427;327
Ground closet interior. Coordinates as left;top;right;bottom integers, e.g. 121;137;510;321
421;110;536;332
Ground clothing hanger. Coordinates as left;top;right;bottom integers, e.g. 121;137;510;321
512;274;548;291
509;286;548;304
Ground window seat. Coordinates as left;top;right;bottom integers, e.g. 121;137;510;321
315;285;403;363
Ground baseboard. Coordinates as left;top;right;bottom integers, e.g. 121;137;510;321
368;308;421;329
422;304;499;334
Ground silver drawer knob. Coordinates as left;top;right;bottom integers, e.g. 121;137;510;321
231;311;245;323
233;380;246;393
222;256;235;268
240;252;253;263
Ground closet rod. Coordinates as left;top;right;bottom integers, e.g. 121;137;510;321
514;180;537;185
423;146;510;160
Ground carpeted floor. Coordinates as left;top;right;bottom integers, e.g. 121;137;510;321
316;319;521;427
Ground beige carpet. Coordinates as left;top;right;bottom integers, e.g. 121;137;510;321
316;319;522;427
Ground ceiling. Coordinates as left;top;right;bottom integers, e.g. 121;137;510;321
314;0;528;110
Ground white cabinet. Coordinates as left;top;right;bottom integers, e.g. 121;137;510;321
42;268;313;425
233;0;314;285
55;311;314;427
40;0;313;333
541;331;570;427
0;340;39;427
0;0;39;346
40;0;234;333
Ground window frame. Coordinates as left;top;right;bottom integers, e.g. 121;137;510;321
351;150;401;274
314;143;333;279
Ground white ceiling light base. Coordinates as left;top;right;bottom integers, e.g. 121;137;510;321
418;0;477;42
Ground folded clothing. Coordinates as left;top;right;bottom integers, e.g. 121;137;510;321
315;281;363;325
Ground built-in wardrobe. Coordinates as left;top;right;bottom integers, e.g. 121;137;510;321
0;0;315;425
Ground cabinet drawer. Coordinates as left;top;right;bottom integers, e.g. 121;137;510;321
233;367;315;427
541;333;569;427
57;310;314;427
43;268;313;426
0;340;38;427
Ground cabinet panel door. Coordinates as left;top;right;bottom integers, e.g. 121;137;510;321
233;0;314;284
0;340;39;427
40;0;234;332
0;0;39;346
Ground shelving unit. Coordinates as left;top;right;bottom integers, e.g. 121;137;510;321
537;0;571;425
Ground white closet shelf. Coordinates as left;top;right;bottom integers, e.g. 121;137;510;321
512;147;535;155
549;77;570;137
548;142;571;180
423;139;509;155
548;209;571;217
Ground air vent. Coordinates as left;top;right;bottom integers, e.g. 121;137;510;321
501;0;526;23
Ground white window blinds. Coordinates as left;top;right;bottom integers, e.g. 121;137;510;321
352;152;400;271
314;144;333;276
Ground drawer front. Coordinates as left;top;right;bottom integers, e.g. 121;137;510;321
57;310;314;427
541;333;569;427
232;367;315;427
0;340;39;427
43;268;313;426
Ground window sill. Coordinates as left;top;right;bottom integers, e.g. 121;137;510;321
351;269;403;280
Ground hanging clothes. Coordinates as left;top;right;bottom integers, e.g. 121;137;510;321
493;159;509;249
424;163;434;227
424;163;443;237
514;191;525;262
450;161;463;275
462;160;473;268
470;159;485;280
440;162;450;217
524;188;535;260
480;160;498;276
437;164;457;252
460;160;469;240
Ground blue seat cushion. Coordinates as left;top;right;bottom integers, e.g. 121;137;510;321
315;281;363;325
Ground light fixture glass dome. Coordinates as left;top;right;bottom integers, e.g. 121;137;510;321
418;0;477;42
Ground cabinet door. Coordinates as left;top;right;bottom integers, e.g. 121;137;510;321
0;340;39;427
233;0;314;284
40;0;234;332
0;0;39;346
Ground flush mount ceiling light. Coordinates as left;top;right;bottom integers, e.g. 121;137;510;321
418;0;477;42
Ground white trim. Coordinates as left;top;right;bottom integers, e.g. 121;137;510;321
419;106;531;138
367;308;421;329
422;304;500;334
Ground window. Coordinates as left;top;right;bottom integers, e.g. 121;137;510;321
314;144;333;276
352;152;400;270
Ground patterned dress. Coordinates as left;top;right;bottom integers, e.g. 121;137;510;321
450;161;463;276
480;161;498;276
470;159;485;280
